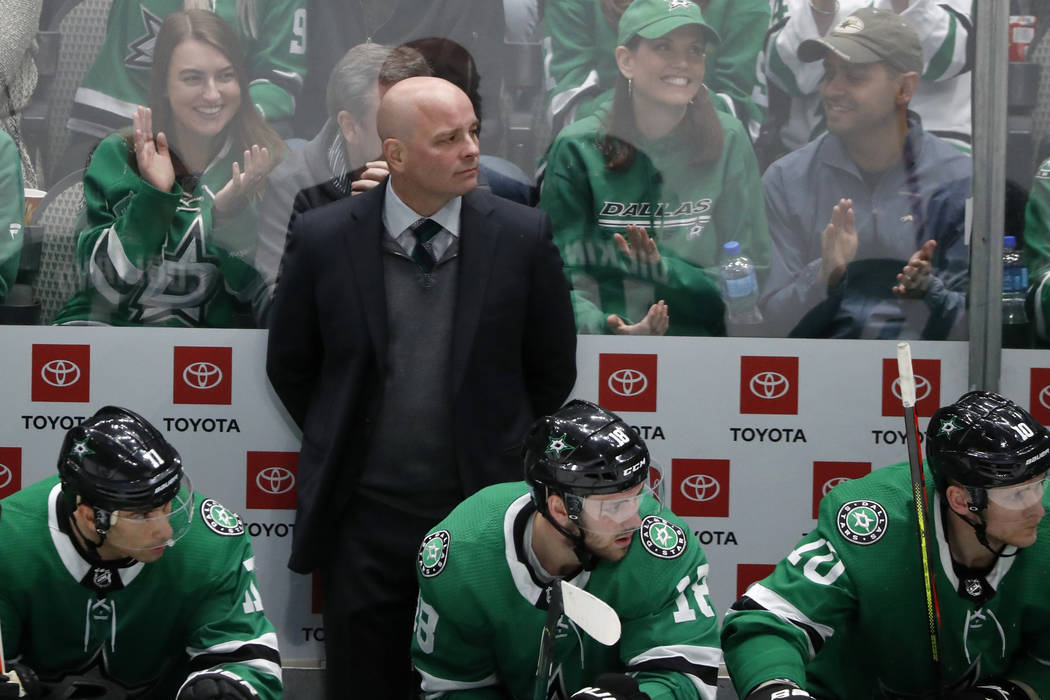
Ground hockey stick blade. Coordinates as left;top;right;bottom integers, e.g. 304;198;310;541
561;580;621;646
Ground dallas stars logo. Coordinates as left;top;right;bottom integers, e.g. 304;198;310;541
418;530;450;577
125;6;163;70
938;417;962;438
641;515;686;558
201;498;244;536
836;499;888;545
69;439;95;462
545;434;575;458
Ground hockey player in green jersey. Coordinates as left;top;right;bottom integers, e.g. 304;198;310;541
722;391;1050;700
411;400;722;699
0;406;282;699
52;10;284;327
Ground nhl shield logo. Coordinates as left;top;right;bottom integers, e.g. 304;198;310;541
836;500;888;545
201;498;245;536
641;515;686;559
419;530;451;577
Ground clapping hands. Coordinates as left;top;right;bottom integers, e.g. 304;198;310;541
133;106;175;193
214;144;275;217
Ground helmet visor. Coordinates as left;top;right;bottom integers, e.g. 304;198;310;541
104;473;195;551
578;484;661;535
986;476;1047;511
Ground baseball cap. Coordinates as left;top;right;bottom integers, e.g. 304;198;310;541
617;0;720;48
798;7;923;74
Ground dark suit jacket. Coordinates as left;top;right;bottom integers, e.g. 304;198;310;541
266;183;577;573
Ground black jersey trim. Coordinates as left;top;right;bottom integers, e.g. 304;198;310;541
628;658;719;687
731;595;827;656
188;644;282;673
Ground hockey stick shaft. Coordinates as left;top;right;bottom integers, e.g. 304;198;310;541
896;343;943;679
534;581;564;700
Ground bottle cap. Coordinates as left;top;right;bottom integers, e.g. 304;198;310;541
1005;235;1017;247
723;241;741;257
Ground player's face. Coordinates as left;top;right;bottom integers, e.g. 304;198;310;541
95;503;176;563
397;89;480;210
618;26;706;110
983;474;1047;549
167;38;242;149
819;55;901;138
577;484;646;562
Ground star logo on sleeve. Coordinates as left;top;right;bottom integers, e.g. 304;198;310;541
124;6;163;70
837;500;888;545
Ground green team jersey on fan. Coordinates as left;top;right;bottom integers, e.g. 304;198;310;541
1023;158;1050;344
52;132;266;326
70;0;306;135
0;130;25;300
0;476;282;698
412;482;722;700
539;102;771;336
721;462;1050;700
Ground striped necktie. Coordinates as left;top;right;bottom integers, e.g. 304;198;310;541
411;218;443;273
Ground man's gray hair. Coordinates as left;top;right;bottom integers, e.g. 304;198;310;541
325;44;431;120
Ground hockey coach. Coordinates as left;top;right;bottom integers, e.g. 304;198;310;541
0;406;282;699
722;391;1050;700
411;400;722;699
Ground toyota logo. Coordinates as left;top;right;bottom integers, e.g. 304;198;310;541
749;371;790;399
680;474;720;502
822;477;851;496
183;362;224;389
0;463;11;489
608;369;648;397
256;467;295;495
891;375;931;402
1039;385;1050;411
41;360;81;387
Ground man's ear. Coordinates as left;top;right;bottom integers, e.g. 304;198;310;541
944;485;972;516
896;71;919;106
547;493;570;526
383;137;404;171
336;109;358;145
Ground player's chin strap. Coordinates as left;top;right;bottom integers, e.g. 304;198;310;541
540;492;601;571
955;488;1019;559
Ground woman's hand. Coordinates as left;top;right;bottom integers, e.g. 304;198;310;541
133;106;175;193
614;224;661;264
213;145;274;217
606;300;670;335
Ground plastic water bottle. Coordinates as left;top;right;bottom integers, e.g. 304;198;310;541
720;241;763;325
1002;234;1031;348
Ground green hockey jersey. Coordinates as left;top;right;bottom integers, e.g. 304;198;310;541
0;130;25;300
1023;158;1050;345
0;476;282;698
539;103;771;336
721;462;1050;699
52;132;266;327
70;0;306;136
411;482;722;700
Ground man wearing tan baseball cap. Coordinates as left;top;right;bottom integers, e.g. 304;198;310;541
759;6;971;340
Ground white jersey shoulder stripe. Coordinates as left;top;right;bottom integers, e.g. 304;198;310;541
417;667;499;697
628;644;722;700
730;582;835;658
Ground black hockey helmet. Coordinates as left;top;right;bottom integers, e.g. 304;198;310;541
926;391;1050;493
524;399;649;518
58;406;184;515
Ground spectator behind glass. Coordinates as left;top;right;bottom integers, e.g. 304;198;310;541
294;0;505;150
52;9;284;328
539;0;771;337
753;0;972;169
544;0;769;133
0;130;26;301
59;0;304;179
254;43;430;325
760;7;970;339
0;0;43;188
403;36;534;205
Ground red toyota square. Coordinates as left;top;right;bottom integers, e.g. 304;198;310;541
670;458;730;518
812;461;871;519
0;448;22;499
174;347;232;405
740;356;799;415
598;354;658;412
882;358;941;417
736;563;777;600
1029;368;1050;425
32;345;90;403
246;451;298;510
